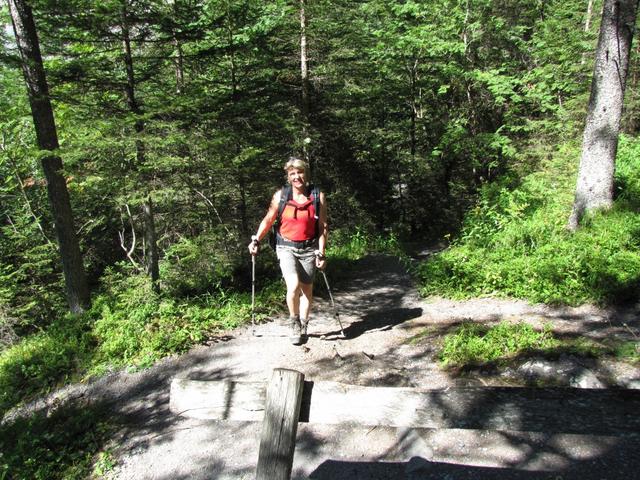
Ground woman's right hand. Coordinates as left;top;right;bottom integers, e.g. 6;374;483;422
248;236;260;256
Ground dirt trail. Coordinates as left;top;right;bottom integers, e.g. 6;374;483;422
8;254;640;479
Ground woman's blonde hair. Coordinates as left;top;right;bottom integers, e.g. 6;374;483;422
284;157;310;182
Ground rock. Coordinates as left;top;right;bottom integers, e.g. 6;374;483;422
569;369;605;389
515;356;608;388
621;378;640;389
519;359;554;378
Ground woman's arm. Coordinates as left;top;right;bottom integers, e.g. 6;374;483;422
248;190;281;255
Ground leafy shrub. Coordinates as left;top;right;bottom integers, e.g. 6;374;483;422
419;137;640;305
0;261;284;415
0;242;66;335
615;134;640;208
160;233;237;297
328;228;403;260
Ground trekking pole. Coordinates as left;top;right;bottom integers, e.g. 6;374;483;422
321;270;345;338
251;254;256;325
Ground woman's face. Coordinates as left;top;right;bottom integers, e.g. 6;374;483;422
287;168;306;188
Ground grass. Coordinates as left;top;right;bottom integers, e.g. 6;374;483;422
615;341;640;363
439;321;559;367
438;320;639;369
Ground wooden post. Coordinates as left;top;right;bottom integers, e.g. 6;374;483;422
255;369;305;480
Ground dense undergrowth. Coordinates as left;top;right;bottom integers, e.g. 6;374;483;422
418;135;640;306
0;230;395;417
0;269;278;419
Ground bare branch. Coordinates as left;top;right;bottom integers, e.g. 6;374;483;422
119;204;141;270
194;189;233;236
1;131;52;244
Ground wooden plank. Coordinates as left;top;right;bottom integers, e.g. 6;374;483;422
304;383;640;435
256;369;305;480
169;378;265;421
170;378;640;435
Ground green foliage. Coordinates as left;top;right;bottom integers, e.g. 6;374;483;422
88;265;283;372
0;260;284;415
328;228;403;260
419;136;640;305
438;320;638;369
2;1;631;474
0;405;114;480
0;242;66;334
439;321;559;367
615;341;640;363
0;313;93;416
0;61;68;335
615;134;640;208
160;233;239;297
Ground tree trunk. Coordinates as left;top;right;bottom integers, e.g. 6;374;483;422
121;2;160;286
173;35;185;94
143;197;160;292
8;0;90;313
584;0;595;32
172;1;185;95
568;0;639;231
300;0;311;168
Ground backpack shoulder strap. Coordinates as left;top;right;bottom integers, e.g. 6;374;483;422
277;184;292;220
311;185;321;219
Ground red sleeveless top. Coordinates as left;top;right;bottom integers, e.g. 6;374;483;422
279;196;317;241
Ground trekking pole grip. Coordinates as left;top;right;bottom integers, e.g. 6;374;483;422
250;234;260;255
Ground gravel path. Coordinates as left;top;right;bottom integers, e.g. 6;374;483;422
6;254;640;479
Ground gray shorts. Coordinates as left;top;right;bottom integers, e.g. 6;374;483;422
276;245;316;284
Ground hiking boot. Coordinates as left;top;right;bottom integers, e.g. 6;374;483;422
300;319;309;342
289;316;302;345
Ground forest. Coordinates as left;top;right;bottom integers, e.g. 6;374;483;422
2;0;640;477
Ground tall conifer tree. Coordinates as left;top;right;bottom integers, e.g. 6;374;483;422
7;0;90;313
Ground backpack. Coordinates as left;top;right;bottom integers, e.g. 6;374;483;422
269;184;321;250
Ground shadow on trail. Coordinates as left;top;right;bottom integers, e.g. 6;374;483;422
306;448;640;479
293;384;640;479
315;254;423;339
339;307;423;339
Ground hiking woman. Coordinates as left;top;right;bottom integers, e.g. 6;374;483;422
248;157;328;345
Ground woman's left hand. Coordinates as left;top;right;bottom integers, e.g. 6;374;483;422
315;251;326;270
